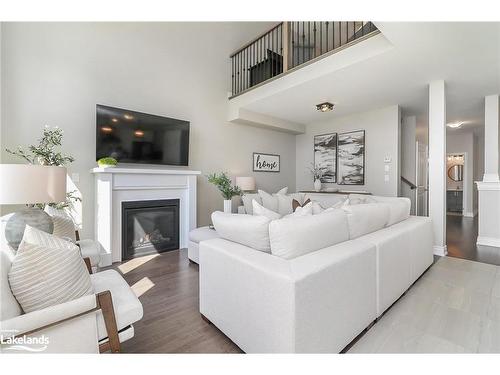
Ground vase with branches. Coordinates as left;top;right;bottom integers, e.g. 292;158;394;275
6;126;79;210
308;163;326;192
207;172;242;213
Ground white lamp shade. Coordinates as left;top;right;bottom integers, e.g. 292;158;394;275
235;176;256;191
0;165;67;204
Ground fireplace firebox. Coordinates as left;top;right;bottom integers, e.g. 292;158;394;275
122;199;180;260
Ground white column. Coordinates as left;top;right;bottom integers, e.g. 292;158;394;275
477;95;500;248
483;95;499;182
428;80;447;256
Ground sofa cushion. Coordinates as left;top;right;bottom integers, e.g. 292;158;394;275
189;226;220;244
211;211;272;253
269;209;349;259
253;200;282;220
343;203;390;239
311;200;346;214
372;196;411;226
91;269;143;340
8;240;94;313
258;187;288;213
241;194;262;215
277;193;305;215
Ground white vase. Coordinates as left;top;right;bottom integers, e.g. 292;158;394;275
223;199;232;213
314;179;322;192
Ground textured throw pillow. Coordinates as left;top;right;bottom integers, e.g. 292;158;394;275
342;203;390;239
292;198;311;212
348;194;377;205
284;201;313;218
22;225;77;251
252;200;282;220
312;200;346;214
241;193;262;215
44;206;76;242
8;241;94;313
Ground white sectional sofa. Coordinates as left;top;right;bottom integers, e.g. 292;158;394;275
199;196;434;353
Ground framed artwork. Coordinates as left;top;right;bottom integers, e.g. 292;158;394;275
253;152;280;172
314;133;337;183
337;130;365;185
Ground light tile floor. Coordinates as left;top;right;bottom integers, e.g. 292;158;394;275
348;256;500;353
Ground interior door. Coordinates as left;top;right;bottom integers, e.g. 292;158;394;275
416;141;429;217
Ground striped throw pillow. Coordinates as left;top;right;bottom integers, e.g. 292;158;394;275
8;240;94;313
44;206;76;242
22;224;76;250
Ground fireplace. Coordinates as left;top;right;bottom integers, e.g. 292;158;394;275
122;199;180;260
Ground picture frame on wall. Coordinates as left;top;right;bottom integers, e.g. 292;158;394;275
337;130;365;185
253;152;280;172
314;133;337;183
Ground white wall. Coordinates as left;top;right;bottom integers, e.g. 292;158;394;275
1;23;296;238
296;105;400;196
447;132;475;216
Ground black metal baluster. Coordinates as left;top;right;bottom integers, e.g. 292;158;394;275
291;22;294;68
301;21;305;65
307;22;310;62
313;22;316;58
326;21;329;52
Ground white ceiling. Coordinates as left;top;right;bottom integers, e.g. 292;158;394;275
236;22;500;132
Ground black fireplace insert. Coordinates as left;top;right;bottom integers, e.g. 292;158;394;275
122;199;179;260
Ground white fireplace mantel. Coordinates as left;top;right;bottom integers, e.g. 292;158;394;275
92;167;201;266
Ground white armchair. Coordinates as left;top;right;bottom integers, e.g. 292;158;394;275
1;216;143;353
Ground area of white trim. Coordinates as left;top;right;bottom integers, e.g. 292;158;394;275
477;236;500;248
92;167;201;175
463;211;475;218
476;181;500;191
433;245;448;256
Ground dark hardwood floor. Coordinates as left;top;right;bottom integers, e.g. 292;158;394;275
446;214;500;266
110;249;241;353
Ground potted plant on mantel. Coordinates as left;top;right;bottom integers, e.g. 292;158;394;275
207;172;242;213
308;163;326;192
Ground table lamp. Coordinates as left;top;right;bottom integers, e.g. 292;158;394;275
235;176;256;193
0;164;67;249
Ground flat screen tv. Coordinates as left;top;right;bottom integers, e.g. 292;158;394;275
96;104;190;166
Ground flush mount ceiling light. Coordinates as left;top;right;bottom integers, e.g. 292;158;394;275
447;122;463;129
124;114;134;120
134;130;144;137
316;102;334;113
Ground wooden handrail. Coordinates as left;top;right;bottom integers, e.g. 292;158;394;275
401;176;417;190
229;22;283;58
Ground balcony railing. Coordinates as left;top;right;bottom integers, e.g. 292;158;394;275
230;21;378;97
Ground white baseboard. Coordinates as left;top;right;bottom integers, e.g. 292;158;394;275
463;211;475;218
433;245;448;256
477;236;500;248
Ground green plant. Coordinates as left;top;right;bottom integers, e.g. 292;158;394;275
7;126;78;209
207;172;242;200
98;157;118;166
6;126;74;166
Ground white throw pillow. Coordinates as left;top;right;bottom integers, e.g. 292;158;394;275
8;240;94;313
211;211;272;252
44;206;76;242
252;200;282;220
311;200;345;214
371;196;411;226
348;194;377;205
22;224;78;251
241;193;262;215
342;203;390;239
257;187;289;213
269;209;349;260
283;201;314;219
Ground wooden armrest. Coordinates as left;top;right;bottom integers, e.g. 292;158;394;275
83;257;92;274
96;291;121;353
